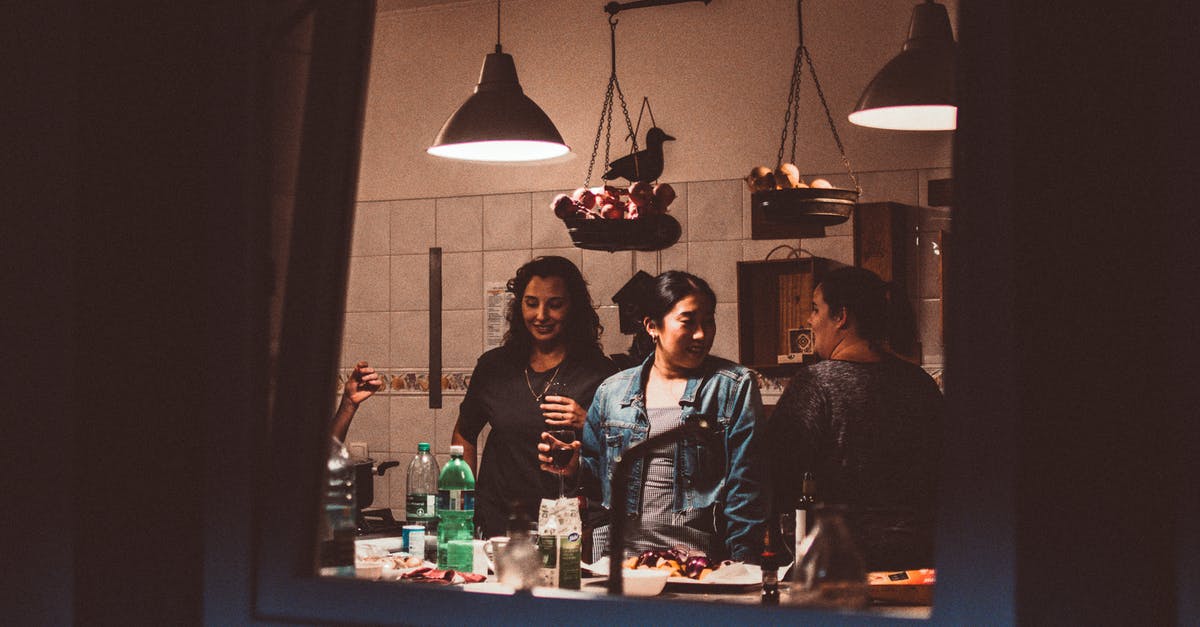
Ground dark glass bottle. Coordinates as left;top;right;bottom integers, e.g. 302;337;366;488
761;512;781;605
782;472;817;581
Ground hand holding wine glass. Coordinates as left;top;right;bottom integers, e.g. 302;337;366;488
541;429;578;497
540;380;585;430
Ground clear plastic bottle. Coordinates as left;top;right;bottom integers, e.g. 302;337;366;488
318;437;357;577
436;444;476;571
406;442;439;526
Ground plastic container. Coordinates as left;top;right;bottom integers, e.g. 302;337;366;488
318;437;357;577
435;445;476;571
406;442;439;526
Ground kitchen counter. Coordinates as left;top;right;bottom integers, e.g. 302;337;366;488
456;576;931;619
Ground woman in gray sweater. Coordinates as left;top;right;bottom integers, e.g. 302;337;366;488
768;266;943;570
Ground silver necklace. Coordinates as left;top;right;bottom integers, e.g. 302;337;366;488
524;364;562;402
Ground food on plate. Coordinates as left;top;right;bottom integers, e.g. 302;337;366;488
620;546;719;581
809;177;833;188
356;553;426;570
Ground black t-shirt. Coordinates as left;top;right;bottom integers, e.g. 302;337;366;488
457;345;617;537
767;355;943;570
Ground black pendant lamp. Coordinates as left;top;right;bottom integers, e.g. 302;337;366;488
427;1;569;162
848;0;956;131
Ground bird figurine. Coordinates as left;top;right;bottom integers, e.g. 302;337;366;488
602;127;675;184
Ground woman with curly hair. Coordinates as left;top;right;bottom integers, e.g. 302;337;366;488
452;256;617;537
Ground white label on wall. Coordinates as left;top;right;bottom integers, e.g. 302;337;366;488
484;281;513;352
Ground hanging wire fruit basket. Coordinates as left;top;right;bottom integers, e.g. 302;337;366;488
555;10;681;252
750;0;862;227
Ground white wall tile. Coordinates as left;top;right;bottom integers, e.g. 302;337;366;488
352;202;390;257
743;238;803;263
661;181;688;242
441;309;482;368
341;312;389;368
581;249;634;307
686;240;742;303
740;184;752;243
854;170;921;207
434;396;464;454
346;255;390;312
483;249;531;290
442;251;483;310
712;302;740;364
389;253;430;311
389;198;437;254
389;396;437;457
687;179;743;241
597;305;627;357
659;242;688;274
483;193;533;251
798;235;854;267
344;392;390;454
389;310;428;368
435;195;483;252
530;246;581;268
633;250;662;277
531;191;574;248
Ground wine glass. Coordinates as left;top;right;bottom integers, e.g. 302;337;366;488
546;429;576;498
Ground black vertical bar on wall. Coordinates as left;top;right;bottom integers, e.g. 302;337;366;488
429;247;442;409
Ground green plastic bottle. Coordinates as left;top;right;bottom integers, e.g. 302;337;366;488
436;444;476;571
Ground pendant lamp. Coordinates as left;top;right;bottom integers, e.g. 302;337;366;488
848;0;956;131
427;1;569;162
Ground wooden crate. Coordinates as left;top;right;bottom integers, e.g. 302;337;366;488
736;257;832;373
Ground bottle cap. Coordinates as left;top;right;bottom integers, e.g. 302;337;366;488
449;444;464;456
417;442;430;452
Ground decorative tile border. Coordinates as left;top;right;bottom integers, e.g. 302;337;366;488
337;365;945;398
336;368;474;397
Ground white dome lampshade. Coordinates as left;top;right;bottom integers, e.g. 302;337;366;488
849;0;957;131
428;45;569;162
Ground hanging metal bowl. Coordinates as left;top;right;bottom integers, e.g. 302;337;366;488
752;187;858;226
563;213;682;252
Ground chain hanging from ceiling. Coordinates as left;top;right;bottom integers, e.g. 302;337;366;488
775;0;861;194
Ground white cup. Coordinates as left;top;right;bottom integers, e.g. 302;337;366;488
482;536;510;574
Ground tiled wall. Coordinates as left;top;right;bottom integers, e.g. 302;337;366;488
340;167;949;513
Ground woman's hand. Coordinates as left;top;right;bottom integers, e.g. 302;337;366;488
344;360;382;407
540;395;586;430
537;431;581;478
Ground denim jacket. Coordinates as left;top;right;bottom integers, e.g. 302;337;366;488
579;354;768;562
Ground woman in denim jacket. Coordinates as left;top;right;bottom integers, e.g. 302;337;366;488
540;271;768;562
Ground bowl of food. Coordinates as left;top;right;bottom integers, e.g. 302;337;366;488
620;568;669;597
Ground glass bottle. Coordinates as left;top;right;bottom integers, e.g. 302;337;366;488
318;437;357;577
761;511;781;605
785;505;870;609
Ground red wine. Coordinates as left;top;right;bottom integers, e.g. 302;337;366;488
551;447;573;468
